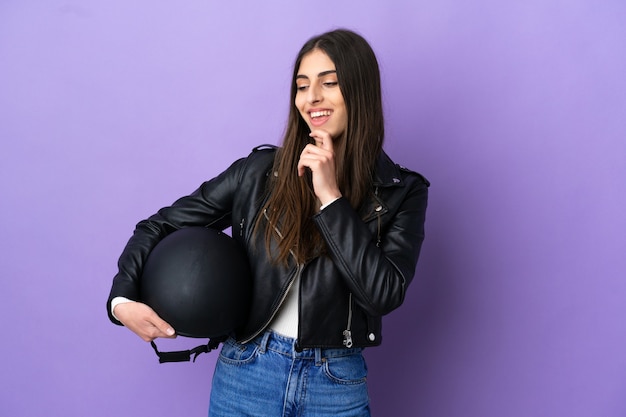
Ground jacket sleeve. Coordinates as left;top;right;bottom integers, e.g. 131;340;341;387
106;156;248;325
313;174;429;316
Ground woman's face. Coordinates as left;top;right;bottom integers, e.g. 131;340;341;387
294;49;347;139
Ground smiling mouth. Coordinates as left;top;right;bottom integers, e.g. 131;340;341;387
310;110;332;118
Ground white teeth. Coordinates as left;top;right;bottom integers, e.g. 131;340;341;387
310;110;331;118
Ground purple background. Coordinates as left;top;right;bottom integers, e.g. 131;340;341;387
1;1;625;416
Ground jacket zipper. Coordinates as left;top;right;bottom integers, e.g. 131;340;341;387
242;209;355;348
342;186;380;346
241;264;303;344
343;293;353;348
240;210;302;344
343;189;383;347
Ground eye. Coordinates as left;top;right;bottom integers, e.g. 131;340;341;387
296;84;309;91
323;81;338;88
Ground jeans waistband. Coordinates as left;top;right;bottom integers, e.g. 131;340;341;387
252;331;362;362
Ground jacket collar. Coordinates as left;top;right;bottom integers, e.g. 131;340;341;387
373;150;403;187
359;151;404;223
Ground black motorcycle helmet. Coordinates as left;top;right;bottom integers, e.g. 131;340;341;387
140;226;252;362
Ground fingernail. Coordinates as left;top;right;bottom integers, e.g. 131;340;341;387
166;328;175;336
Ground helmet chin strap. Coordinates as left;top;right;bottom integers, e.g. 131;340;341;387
150;336;226;363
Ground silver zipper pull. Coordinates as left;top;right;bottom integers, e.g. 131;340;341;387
343;329;353;348
239;218;245;236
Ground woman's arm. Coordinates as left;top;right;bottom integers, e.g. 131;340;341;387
314;174;429;316
106;156;248;325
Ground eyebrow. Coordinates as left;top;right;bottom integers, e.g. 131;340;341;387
296;70;337;80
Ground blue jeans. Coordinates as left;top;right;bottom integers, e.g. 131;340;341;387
209;331;370;417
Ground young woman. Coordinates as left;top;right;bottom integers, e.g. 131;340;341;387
107;28;429;417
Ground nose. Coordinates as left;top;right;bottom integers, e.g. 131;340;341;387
307;83;322;104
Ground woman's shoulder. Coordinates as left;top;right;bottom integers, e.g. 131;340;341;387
247;144;278;163
232;144;279;182
396;164;430;187
235;144;278;165
377;151;430;188
250;143;279;154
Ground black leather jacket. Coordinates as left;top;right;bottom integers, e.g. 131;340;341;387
107;145;429;349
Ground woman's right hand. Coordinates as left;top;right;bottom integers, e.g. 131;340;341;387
113;301;176;342
297;129;342;206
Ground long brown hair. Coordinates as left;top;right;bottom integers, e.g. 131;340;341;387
257;29;385;265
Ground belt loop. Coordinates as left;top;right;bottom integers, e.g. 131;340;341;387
315;348;322;366
258;331;271;354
